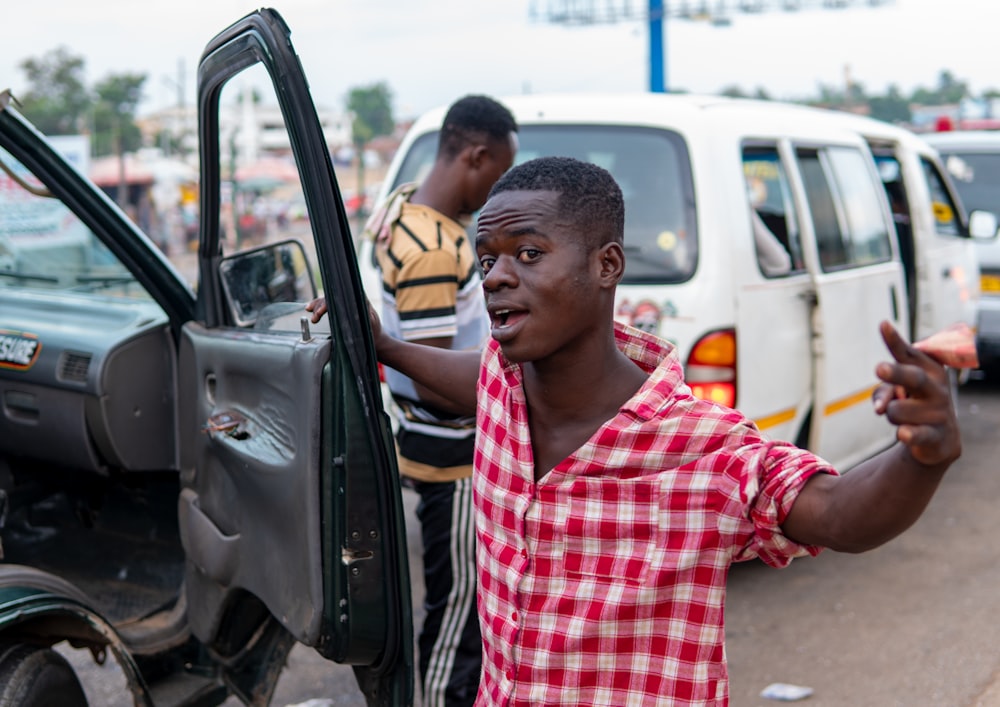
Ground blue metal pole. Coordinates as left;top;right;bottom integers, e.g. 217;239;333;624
649;0;665;92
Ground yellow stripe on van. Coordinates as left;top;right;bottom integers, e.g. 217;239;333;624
754;408;797;431
823;385;878;417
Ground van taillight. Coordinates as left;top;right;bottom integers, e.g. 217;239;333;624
378;362;386;382
686;329;737;409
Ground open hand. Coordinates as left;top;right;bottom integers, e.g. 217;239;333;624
871;320;960;469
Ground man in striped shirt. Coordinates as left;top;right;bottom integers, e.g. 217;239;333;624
369;156;961;706
369;95;517;707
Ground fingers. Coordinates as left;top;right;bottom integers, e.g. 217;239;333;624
871;381;902;415
878;320;926;368
872;321;960;468
875;320;947;390
305;297;327;324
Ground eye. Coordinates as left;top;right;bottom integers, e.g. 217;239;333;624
517;248;542;263
479;256;496;274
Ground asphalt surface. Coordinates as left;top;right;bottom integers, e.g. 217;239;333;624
64;375;1000;707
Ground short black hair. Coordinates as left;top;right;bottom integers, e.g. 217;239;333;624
438;95;518;160
488;156;625;247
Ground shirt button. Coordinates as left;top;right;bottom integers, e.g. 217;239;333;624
520;548;527;558
511;611;518;622
506;669;515;681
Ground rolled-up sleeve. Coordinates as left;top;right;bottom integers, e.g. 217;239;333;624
732;441;838;567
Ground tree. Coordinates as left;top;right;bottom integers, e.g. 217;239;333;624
17;47;90;136
346;82;395;220
935;70;968;105
91;73;147;158
720;85;748;98
868;84;911;124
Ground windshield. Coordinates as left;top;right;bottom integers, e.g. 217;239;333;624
940;151;1000;217
0;145;149;299
392;124;698;284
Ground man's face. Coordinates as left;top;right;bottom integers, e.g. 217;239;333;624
475;188;606;365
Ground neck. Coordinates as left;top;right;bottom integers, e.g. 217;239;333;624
522;327;646;420
410;167;464;222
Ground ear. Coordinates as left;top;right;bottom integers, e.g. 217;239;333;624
596;242;626;287
466;144;489;169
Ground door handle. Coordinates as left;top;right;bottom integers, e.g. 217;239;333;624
889;284;899;321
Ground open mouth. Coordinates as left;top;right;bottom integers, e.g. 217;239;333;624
491;308;526;330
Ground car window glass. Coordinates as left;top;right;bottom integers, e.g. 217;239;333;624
205;65;319;321
742;145;804;275
873;154;911;228
797;149;848;270
0;144;152;300
918;157;960;236
798;147;892;271
825;146;893;266
941;152;1000;217
393;125;698;285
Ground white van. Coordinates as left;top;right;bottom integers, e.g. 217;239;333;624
923;130;1000;368
364;93;992;472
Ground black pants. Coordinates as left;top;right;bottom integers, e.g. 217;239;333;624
412;477;482;707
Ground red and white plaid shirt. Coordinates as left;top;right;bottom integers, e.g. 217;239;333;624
473;323;836;706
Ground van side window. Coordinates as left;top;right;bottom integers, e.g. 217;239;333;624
742;146;803;276
797;150;847;269
918;158;961;236
798;147;893;271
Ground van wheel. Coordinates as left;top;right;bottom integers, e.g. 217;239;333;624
0;643;88;707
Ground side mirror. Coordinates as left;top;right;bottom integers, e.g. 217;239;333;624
219;239;316;327
968;209;999;240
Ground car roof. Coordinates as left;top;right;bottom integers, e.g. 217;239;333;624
923;130;1000;152
406;92;869;146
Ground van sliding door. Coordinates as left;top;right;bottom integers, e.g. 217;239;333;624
794;146;903;470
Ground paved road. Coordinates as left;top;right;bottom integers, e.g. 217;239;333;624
66;376;1000;706
724;373;1000;707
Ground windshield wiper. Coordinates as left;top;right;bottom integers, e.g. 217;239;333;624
73;274;137;292
0;271;59;284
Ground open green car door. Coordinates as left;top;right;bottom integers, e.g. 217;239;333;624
177;9;413;704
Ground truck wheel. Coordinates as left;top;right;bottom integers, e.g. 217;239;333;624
0;643;88;707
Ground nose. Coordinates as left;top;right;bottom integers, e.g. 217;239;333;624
482;255;517;292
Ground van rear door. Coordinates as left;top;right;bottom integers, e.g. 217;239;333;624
793;144;903;469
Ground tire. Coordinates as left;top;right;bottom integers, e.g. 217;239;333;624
0;643;88;707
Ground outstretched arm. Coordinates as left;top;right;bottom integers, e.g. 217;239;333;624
376;330;480;416
782;320;961;553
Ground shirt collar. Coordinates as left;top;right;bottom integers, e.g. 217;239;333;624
493;321;686;422
612;321;687;421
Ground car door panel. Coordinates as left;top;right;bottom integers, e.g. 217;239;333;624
178;321;329;644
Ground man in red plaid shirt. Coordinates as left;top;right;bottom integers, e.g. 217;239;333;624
371;156;961;706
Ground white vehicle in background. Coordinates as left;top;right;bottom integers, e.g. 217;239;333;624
365;93;994;473
924;130;1000;369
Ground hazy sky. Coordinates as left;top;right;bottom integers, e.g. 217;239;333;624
5;0;997;121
